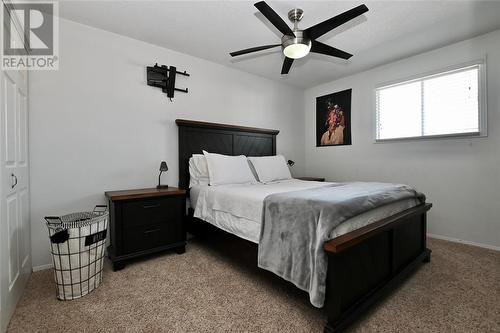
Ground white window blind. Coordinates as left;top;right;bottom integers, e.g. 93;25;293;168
376;64;483;141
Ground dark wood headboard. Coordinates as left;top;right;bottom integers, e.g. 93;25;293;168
176;119;279;189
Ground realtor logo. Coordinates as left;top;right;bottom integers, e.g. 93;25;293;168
2;1;59;70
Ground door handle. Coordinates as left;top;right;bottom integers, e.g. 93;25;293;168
11;173;18;189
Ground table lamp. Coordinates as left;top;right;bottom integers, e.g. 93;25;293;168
157;161;169;189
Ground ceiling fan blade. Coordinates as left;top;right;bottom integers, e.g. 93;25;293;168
281;57;294;74
254;1;294;36
310;40;352;60
230;44;281;57
305;4;368;40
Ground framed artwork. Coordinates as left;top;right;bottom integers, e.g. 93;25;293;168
316;89;352;147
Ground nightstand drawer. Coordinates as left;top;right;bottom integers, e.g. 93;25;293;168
122;196;183;228
122;224;178;254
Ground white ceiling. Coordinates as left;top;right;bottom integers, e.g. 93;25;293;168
58;0;500;88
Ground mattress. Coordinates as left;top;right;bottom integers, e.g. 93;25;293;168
192;179;419;244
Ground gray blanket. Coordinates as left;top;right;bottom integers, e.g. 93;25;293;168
257;182;425;308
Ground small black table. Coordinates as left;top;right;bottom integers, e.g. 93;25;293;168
105;187;186;271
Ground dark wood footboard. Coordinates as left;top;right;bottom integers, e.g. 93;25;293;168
323;203;432;332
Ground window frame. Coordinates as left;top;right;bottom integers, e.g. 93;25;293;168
374;59;487;143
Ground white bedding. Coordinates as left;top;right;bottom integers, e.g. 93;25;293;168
192;179;419;243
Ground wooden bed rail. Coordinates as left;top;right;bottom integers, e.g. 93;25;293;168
324;203;432;254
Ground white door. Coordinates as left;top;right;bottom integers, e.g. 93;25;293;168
0;10;31;332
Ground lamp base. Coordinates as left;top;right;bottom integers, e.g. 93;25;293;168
156;185;169;189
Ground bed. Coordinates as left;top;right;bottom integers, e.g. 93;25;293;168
190;181;420;245
176;119;432;332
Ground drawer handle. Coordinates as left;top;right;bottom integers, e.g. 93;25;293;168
143;228;160;234
142;204;161;209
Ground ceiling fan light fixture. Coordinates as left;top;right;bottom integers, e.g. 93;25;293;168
283;41;311;59
282;31;311;59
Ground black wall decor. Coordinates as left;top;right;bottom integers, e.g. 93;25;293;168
147;63;189;101
316;89;352;147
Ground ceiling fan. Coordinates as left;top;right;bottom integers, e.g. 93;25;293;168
230;1;369;74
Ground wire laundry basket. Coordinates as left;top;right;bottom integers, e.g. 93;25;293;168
44;205;108;301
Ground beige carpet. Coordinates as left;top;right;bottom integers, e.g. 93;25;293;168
7;237;500;333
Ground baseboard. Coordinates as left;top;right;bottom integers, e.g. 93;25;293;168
31;237;497;271
428;233;500;252
32;248;109;272
32;263;53;272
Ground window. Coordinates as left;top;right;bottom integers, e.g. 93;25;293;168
376;63;485;141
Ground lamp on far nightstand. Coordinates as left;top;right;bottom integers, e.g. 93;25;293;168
157;161;169;189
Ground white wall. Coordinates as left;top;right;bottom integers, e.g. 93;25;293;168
29;19;305;268
304;30;500;249
30;18;500;268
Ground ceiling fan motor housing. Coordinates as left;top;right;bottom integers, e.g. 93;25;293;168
282;8;310;59
282;30;311;59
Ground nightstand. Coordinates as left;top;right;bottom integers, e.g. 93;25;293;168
296;177;326;182
105;187;186;271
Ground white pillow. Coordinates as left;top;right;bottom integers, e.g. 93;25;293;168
203;151;257;186
189;154;210;187
247;155;292;183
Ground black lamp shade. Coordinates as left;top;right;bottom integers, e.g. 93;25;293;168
159;161;168;171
